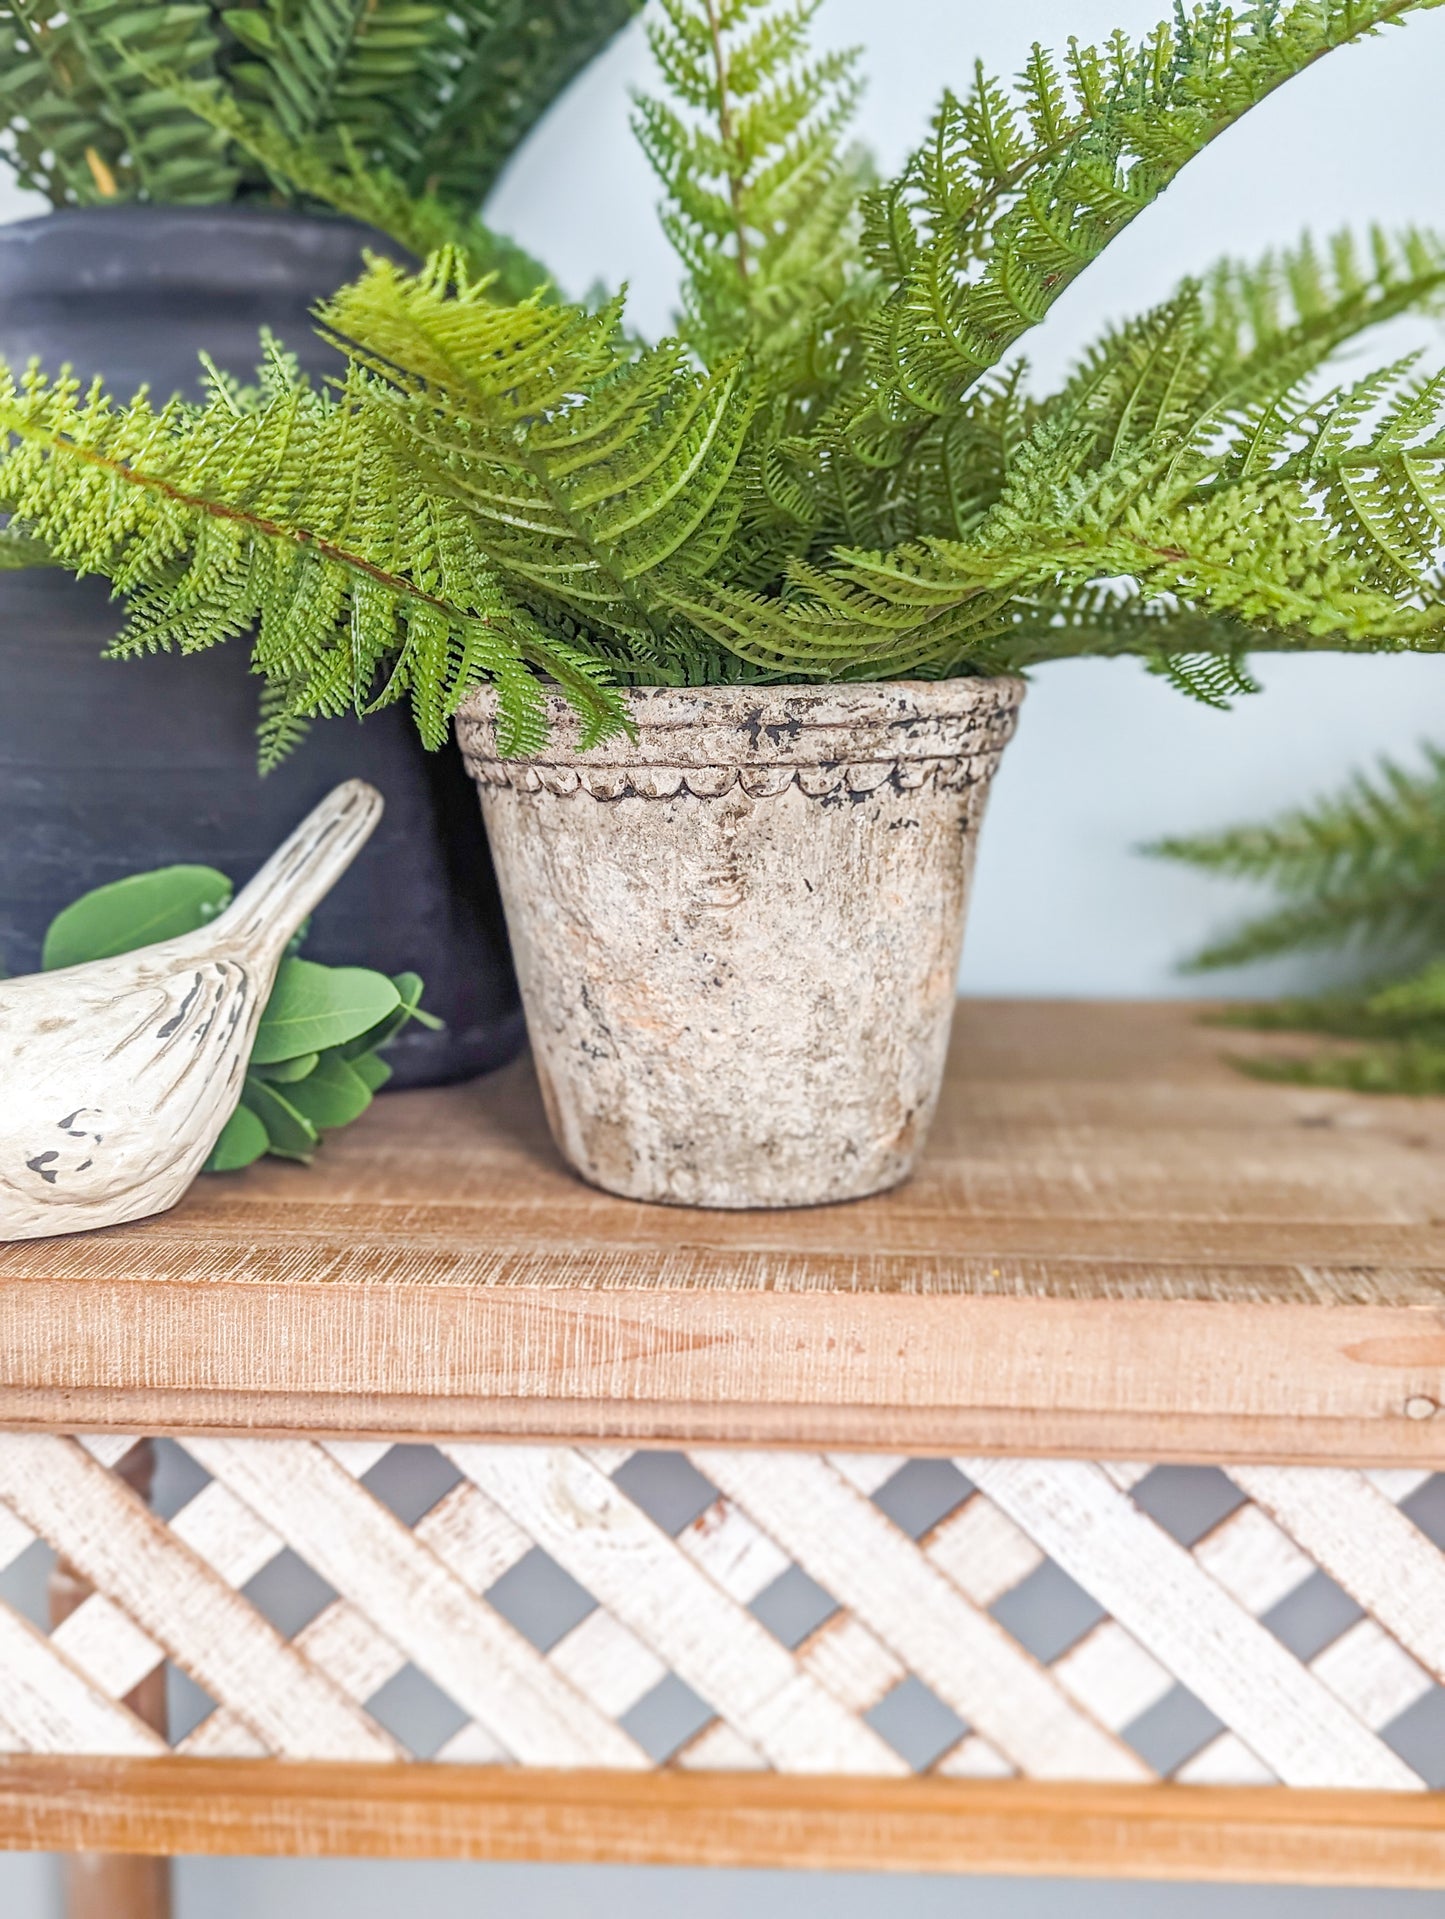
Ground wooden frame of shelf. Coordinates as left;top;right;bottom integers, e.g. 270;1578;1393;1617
0;1002;1442;1465
1;1003;1442;1897
3;1761;1445;1886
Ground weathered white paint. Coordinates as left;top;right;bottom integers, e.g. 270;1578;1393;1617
693;1449;1149;1782
458;681;1022;1207
187;1436;646;1770
964;1456;1422;1791
0;1435;1439;1795
0;782;383;1243
449;1444;905;1775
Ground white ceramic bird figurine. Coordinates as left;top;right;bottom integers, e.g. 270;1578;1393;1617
0;780;384;1243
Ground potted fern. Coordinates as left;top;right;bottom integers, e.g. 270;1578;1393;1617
0;0;640;1084
4;0;1445;1205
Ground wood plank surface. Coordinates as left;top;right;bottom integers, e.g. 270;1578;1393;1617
0;1758;1442;1885
1;1002;1443;1462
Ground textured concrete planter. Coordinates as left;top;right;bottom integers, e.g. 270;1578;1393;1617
457;678;1023;1209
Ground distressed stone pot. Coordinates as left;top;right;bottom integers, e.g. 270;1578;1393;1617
457;678;1024;1209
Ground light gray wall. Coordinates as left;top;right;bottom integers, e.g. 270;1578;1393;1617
5;1852;1444;1919
2;3;1443;1912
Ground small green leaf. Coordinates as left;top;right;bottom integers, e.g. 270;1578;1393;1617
204;1102;270;1174
251;1053;320;1085
350;1052;393;1092
43;866;233;971
283;1054;375;1131
242;1077;319;1161
393;971;445;1031
221;9;274;51
341;970;440;1057
251;959;400;1065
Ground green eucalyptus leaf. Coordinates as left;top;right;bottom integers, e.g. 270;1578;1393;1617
393;971;444;1031
341;970;440;1057
242;1076;319;1161
350;1052;393;1093
251;1052;320;1084
43;865;233;971
204;1101;270;1173
283;1054;374;1131
252;959;400;1065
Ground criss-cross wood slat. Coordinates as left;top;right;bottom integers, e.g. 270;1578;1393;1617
0;1436;1438;1799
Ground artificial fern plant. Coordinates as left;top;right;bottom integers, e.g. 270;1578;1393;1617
3;0;1445;762
1153;746;1445;1093
0;2;643;293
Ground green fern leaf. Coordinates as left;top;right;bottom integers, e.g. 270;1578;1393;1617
0;0;238;203
636;0;870;367
0;351;626;758
841;1;1445;458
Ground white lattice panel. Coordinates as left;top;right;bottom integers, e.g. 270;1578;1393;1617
0;1435;1441;1790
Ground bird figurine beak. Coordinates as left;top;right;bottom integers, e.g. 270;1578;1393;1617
0;781;385;1244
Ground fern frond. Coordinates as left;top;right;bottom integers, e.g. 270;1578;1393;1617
222;0;449;164
1146;649;1261;709
1153;744;1445;973
1166;739;1445;1092
1369;958;1445;1021
396;0;646;210
0;0;237;203
318;253;757;661
1152;746;1445;890
636;0;870;367
1233;1039;1445;1095
1180;885;1445;970
0;355;627;756
0;0;642;216
9;0;1445;751
153;81;553;301
674;260;1445;685
838;1;1444;461
1206;991;1429;1039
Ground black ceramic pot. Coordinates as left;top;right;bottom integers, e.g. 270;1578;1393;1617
0;205;524;1085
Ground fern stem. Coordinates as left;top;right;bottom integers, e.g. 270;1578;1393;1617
6;414;491;634
704;0;752;288
951;0;1427;253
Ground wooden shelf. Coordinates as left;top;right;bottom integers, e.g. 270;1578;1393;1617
2;1001;1442;1463
3;1759;1443;1886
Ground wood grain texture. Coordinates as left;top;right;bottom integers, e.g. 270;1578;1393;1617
7;1437;1437;1791
447;1444;904;1774
959;1458;1419;1790
692;1449;1147;1782
2;1002;1443;1461
1;1759;1442;1885
0;1436;395;1761
49;1438;172;1919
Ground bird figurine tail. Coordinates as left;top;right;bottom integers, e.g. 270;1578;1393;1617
214;779;386;961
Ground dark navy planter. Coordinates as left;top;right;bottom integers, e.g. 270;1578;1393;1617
0;206;525;1086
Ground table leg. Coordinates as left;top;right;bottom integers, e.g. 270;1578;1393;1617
48;1440;172;1919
